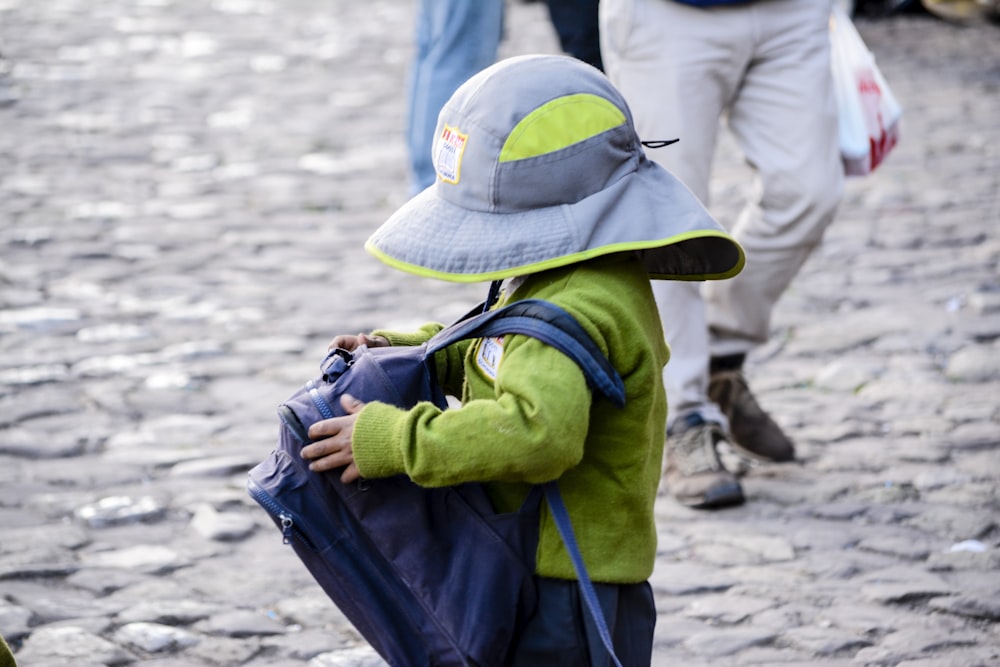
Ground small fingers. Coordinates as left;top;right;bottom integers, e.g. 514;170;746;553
340;463;361;484
300;437;334;460
328;334;358;351
326;333;388;351
359;334;390;348
308;417;341;440
340;394;364;413
308;452;352;473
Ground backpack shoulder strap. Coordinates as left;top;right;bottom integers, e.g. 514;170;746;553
424;299;626;408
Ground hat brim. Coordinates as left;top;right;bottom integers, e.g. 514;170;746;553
366;158;745;283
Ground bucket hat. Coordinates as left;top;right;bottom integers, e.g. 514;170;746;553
366;54;744;283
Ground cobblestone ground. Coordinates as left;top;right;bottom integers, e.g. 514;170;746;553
1;1;998;665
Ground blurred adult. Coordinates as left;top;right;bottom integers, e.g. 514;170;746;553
601;0;845;508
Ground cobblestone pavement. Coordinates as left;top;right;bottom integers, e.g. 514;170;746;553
1;1;998;665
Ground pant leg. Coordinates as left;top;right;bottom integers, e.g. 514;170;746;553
706;0;844;357
508;578;655;667
601;0;750;427
582;581;656;667
406;0;503;195
509;578;590;666
543;0;604;71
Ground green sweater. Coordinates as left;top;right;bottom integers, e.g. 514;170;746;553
352;254;669;583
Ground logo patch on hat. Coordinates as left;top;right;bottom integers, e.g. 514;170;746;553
436;125;468;185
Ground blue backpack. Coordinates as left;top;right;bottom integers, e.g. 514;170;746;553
247;298;626;667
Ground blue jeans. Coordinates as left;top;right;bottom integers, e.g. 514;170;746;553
406;0;503;195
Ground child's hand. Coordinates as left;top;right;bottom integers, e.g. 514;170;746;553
327;333;390;352
301;394;366;483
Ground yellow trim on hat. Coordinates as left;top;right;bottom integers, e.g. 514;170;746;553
499;94;627;163
365;232;745;284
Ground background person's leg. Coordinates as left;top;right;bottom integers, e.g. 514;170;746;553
542;0;603;70
601;0;756;508
704;0;844;462
602;0;745;428
406;0;503;195
707;0;843;358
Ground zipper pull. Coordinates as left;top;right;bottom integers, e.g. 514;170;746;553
279;513;294;544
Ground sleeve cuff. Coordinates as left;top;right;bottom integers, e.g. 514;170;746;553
352;401;408;479
371;322;443;348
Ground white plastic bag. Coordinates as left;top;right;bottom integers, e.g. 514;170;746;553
829;6;902;176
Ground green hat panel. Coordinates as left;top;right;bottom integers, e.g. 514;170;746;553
499;94;627;163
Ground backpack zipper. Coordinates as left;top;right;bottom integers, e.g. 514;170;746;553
247;479;316;549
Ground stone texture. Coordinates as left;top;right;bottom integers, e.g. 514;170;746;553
1;3;998;666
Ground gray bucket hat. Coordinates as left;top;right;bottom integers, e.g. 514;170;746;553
366;54;744;283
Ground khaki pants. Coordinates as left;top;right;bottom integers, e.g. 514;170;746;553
601;0;844;428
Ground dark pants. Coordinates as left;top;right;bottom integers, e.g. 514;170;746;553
507;577;656;666
543;0;604;71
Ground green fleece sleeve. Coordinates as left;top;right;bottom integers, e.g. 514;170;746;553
350;401;411;478
351;335;592;487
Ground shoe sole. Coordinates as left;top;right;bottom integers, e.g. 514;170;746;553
674;481;745;510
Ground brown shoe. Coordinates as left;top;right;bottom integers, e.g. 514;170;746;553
708;369;795;462
664;417;745;509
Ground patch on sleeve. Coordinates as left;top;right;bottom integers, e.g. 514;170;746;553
435;125;468;185
474;335;504;381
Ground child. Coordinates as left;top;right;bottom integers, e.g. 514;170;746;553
301;54;743;666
